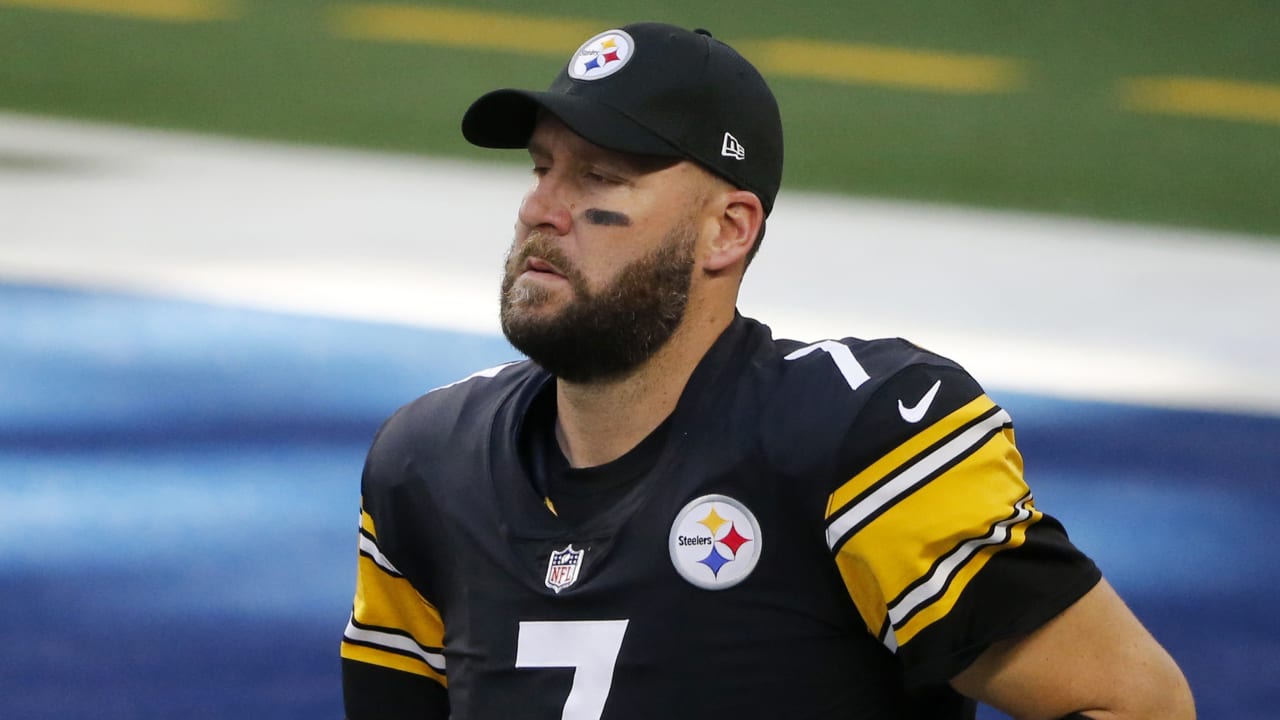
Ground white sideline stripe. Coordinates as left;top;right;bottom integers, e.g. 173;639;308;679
344;616;447;672
358;532;402;576
826;409;1012;549
884;495;1034;645
3;112;1279;415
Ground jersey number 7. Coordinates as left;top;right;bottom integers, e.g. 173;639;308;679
516;619;631;720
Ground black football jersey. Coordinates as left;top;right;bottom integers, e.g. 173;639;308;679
341;315;1100;719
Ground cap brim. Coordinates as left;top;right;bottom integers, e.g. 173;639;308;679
462;89;683;158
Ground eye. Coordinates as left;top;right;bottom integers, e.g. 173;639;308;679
585;169;622;185
531;164;549;178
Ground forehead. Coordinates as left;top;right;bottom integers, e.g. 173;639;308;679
527;114;681;175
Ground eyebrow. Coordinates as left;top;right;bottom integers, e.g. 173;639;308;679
583;208;632;226
527;136;678;177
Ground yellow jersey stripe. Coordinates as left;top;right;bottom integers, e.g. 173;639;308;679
837;424;1027;593
347;505;447;680
826;405;1010;549
833;546;889;638
351;553;445;642
892;497;1040;647
826;395;997;519
342;618;447;683
830;419;1035;645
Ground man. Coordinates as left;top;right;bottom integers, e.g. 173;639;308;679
341;22;1194;720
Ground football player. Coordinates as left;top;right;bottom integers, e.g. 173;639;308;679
342;22;1194;720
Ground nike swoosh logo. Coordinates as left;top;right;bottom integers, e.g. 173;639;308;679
898;380;942;423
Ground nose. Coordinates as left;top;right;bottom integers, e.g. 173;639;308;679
517;172;573;237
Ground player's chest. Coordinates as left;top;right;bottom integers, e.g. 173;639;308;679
439;442;817;597
419;457;888;718
436;453;850;642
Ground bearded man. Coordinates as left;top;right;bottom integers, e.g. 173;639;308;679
341;22;1193;720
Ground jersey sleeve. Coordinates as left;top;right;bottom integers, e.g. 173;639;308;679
823;360;1101;687
341;419;450;719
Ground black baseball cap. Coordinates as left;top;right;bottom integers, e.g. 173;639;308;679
462;22;784;215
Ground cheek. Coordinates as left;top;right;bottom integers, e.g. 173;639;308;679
575;239;651;291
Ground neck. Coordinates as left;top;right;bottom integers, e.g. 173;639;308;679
553;304;733;468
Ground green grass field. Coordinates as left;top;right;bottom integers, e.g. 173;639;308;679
3;0;1278;238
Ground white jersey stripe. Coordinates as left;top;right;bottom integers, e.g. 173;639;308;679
428;361;520;394
358;531;403;577
886;495;1035;633
826;408;1012;550
344;616;447;673
880;621;899;653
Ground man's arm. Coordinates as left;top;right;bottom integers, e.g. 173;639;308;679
341;502;450;719
950;578;1194;720
343;657;448;720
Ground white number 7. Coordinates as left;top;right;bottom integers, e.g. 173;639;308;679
784;340;870;391
516;619;630;720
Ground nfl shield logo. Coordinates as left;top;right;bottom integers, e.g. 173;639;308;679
544;544;584;593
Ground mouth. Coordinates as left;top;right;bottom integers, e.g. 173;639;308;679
523;256;565;278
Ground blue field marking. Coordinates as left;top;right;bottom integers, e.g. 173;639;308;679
2;282;1277;719
992;391;1280;592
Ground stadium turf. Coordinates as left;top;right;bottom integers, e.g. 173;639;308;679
1;0;1278;238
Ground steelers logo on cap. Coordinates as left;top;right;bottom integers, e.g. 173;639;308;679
567;29;634;81
669;494;762;590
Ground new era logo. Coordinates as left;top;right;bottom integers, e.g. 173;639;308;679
721;132;745;160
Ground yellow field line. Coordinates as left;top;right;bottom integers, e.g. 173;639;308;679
1122;76;1280;126
740;38;1024;93
0;0;234;21
329;4;602;56
330;4;1025;94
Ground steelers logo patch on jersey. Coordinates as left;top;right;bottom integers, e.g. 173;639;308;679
668;494;762;590
567;29;634;81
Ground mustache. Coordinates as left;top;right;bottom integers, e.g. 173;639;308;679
508;231;577;278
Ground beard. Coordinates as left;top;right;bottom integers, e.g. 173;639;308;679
499;219;697;383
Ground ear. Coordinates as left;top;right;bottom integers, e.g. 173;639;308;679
703;189;764;273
